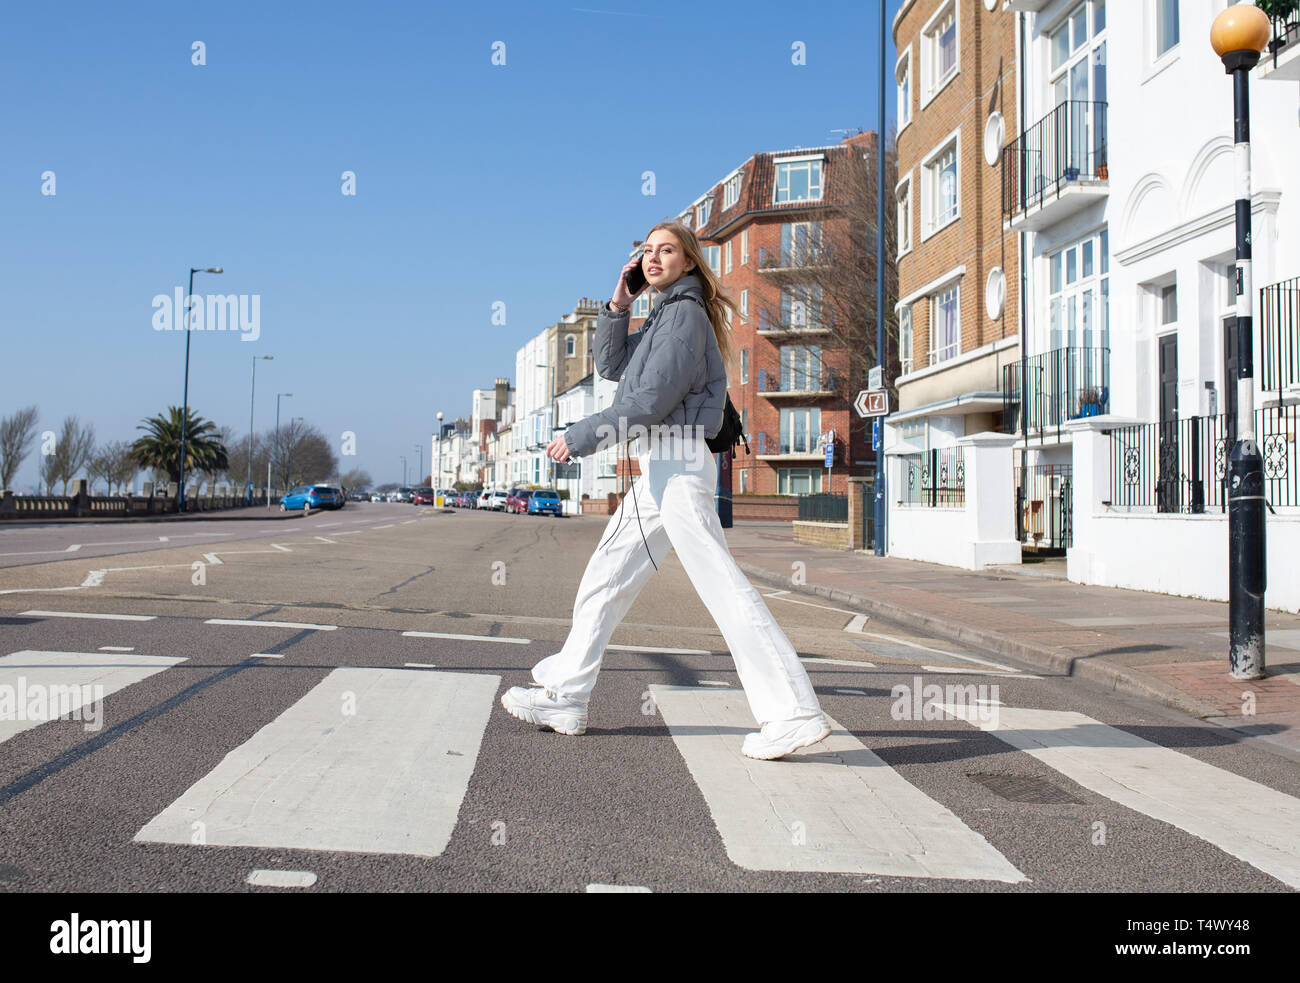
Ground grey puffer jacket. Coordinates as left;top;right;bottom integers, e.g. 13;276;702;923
562;271;726;458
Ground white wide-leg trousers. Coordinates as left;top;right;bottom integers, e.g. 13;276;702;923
531;433;823;725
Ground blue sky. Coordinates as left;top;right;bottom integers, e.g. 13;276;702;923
0;0;901;492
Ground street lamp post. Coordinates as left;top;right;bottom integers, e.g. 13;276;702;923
414;443;424;487
247;355;273;505
400;455;407;488
178;266;223;512
874;0;887;557
1211;5;1271;680
274;392;293;502
436;411;444;502
288;416;303;488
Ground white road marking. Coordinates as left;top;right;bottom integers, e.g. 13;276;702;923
404;662;438;669
335;530;363;535
650;685;1026;881
940;703;1300;890
374;524;395;530
135;667;500;857
158;537;169;542
250;653;284;659
800;656;877;669
201;553;223;565
247;869;317;888
401;631;529;645
834;688;867;695
921;665;1042;679
696;680;730;687
607;643;714;655
400;520;417;525
271;544;292;552
205;619;338;631
586;884;652;893
844;614;870;633
98;646;135;652
315;537;337;544
19;610;155;622
0;651;185;745
65;545;81;552
761;591;870;619
858;631;1017;672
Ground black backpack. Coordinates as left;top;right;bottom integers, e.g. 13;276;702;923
644;293;751;457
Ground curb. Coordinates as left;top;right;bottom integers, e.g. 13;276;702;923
0;510;305;526
734;559;1214;720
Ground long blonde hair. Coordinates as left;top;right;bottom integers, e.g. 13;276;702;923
644;220;738;380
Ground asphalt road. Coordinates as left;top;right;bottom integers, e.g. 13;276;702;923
0;503;1297;892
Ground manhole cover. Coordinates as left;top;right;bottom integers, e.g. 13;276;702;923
967;773;1083;804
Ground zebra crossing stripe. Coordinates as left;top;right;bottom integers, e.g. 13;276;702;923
650;685;1026;882
134;667;499;858
940;704;1300;890
0;651;185;745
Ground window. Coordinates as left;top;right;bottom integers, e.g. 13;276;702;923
1154;0;1178;58
899;305;914;375
741;229;749;264
780;345;822;391
779;408;821;455
565;334;575;357
723;172;741;210
897;49;912;129
780;221;822;266
740;288;748;318
896;176;912;256
1047;228;1110;353
1161;283;1177;325
703;245;721;275
922;2;958;101
1048;2;1106;180
929;285;959;365
697;197;712;228
782;285;822;330
738;467;748;493
725;241;733;274
774;157;823;204
778;468;822;494
922;136;959;236
741;348;749;384
632;292;651;318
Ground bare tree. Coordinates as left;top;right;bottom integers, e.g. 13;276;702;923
110;442;138;494
339;468;372;491
54;417;96;494
269;420;337;489
0;405;40;492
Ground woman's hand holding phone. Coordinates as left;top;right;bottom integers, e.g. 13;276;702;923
610;255;648;311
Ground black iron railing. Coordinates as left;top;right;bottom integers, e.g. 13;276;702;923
898;447;965;508
798;493;848;521
1261;276;1300;400
1264;0;1300;68
1002;100;1108;221
1014;464;1072;550
1003;346;1110;437
1105;406;1298;513
757;368;838;393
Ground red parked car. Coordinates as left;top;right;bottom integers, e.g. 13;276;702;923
506;488;532;514
412;487;437;505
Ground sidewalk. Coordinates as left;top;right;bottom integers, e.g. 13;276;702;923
0;506;304;526
721;521;1300;758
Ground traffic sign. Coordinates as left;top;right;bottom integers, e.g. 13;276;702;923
854;389;889;417
872;420;880;451
868;366;883;390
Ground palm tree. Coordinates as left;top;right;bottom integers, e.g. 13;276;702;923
131;407;228;487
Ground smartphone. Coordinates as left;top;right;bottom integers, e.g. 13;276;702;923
624;251;647;295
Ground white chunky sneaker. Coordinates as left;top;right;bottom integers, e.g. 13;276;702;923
741;714;831;760
500;684;588;736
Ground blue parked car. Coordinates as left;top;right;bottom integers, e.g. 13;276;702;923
279;484;338;511
527;488;563;516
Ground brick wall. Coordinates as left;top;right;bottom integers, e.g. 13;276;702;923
792;520;849;550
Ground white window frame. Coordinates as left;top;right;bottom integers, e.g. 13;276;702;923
777;467;823;494
703;245;721;276
1046;227;1109;355
919;0;959;109
919;127;961;241
778;407;821;456
697;196;712;228
741;347;749;384
896;45;912;131
896;172;913;258
1152;0;1179;61
929;283;960;366
723;170;742;210
725;240;733;274
772;154;824;204
740;288;748;319
899;304;913;375
741;228;749;264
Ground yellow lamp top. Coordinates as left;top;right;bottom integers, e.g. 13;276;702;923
1211;4;1271;57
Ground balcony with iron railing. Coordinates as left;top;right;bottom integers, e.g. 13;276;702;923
1259;0;1300;81
1002;100;1108;231
756;367;838;399
756;306;833;341
1262;275;1300;405
752;430;829;461
757;244;830;278
1002;346;1110;440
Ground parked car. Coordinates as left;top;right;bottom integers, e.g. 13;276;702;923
323;484;346;509
394;487;414;503
412;487;436;505
349;491;370;502
506;488;532;514
490;490;509;511
527;489;563;516
477;490;492;509
280;485;339;511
